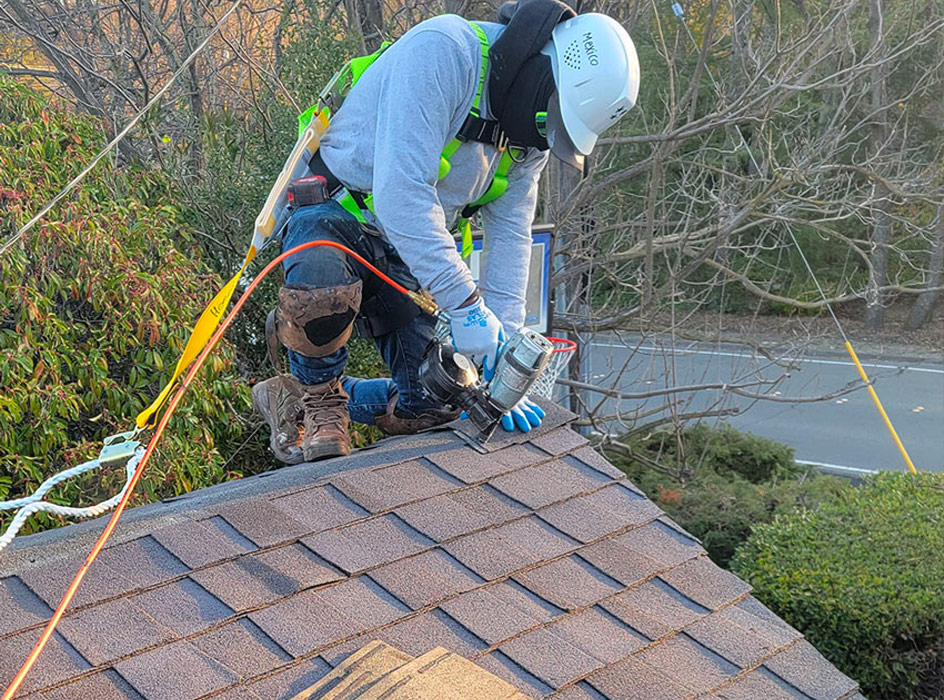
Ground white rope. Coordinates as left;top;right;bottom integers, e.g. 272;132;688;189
0;0;244;256
0;447;144;553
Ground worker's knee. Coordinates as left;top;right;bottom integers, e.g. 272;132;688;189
273;281;363;357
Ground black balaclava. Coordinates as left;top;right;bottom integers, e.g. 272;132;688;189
488;0;575;150
498;53;556;151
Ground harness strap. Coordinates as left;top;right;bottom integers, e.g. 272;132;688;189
454;147;519;256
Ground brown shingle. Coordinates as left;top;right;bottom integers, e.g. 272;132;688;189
659;557;751;610
332;459;461;511
19;556;136;610
551;682;609;699
529;427;589;456
113;640;238;700
249;578;408;657
271;483;370;532
189;543;343;612
39;669;143;700
317;577;410;629
547;607;648;663
57;596;173;666
395;485;527;542
367;549;482;610
586;655;690;700
0;630;90;696
634;634;740;695
513;555;622;611
445;516;576;580
493;443;555;469
577;538;663;588
612;520;704;569
200;684;262;700
439;583;562;645
600;579;708;640
475;651;555;698
378;609;488;659
151;517;254;569
491;459;610;509
500;627;602;688
736;596;801;640
249;588;361;657
538;485;662;542
302;514;433;574
684;604;801;668
763;640;858;700
243;658;333;699
568;446;628;481
98;536;189;592
426;445;515;483
708;667;810;700
0;576;52;636
130;578;232;637
190;619;290;679
214;499;310;547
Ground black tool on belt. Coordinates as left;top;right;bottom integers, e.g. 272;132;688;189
287;175;329;208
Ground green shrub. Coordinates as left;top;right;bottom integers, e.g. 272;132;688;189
732;472;944;700
0;77;265;534
607;424;850;566
634;423;800;483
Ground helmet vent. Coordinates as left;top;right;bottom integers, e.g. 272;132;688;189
564;39;582;70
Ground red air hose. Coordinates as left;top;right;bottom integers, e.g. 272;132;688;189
1;241;415;700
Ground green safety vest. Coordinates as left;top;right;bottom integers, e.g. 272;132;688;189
298;22;517;259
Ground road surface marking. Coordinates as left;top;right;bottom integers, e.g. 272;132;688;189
592;342;944;375
796;459;879;476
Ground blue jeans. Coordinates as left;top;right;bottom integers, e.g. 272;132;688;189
281;201;440;426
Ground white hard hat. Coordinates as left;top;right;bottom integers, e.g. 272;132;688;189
541;13;640;169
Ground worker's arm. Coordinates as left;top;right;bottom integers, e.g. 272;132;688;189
369;30;479;312
479;147;550;333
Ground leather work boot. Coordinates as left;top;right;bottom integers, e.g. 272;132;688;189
300;377;352;461
252;375;305;465
375;392;460;436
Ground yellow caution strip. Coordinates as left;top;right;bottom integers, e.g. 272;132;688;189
135;110;329;429
844;341;918;474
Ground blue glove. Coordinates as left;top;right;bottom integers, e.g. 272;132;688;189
501;398;546;433
450;296;504;369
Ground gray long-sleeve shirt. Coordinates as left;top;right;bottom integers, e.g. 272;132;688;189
319;15;549;333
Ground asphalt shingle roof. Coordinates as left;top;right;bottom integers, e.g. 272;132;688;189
0;404;862;700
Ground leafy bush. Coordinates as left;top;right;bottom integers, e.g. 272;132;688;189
633;423;800;483
607;424;850;566
180;17;362;378
0;77;265;534
732;473;944;700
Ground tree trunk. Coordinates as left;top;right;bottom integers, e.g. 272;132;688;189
357;0;384;52
548;157;590;418
864;0;890;331
904;203;944;330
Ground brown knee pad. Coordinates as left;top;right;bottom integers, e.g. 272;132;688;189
266;282;363;366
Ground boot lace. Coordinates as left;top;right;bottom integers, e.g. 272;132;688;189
301;381;348;431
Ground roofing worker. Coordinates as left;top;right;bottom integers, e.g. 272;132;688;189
253;0;640;463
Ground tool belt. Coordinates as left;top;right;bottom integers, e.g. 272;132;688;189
308;150;371;212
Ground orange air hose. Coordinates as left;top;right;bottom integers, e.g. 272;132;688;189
2;241;425;700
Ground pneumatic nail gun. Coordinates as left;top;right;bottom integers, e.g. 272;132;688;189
419;314;553;444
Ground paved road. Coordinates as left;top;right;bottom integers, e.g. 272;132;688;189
582;337;944;474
